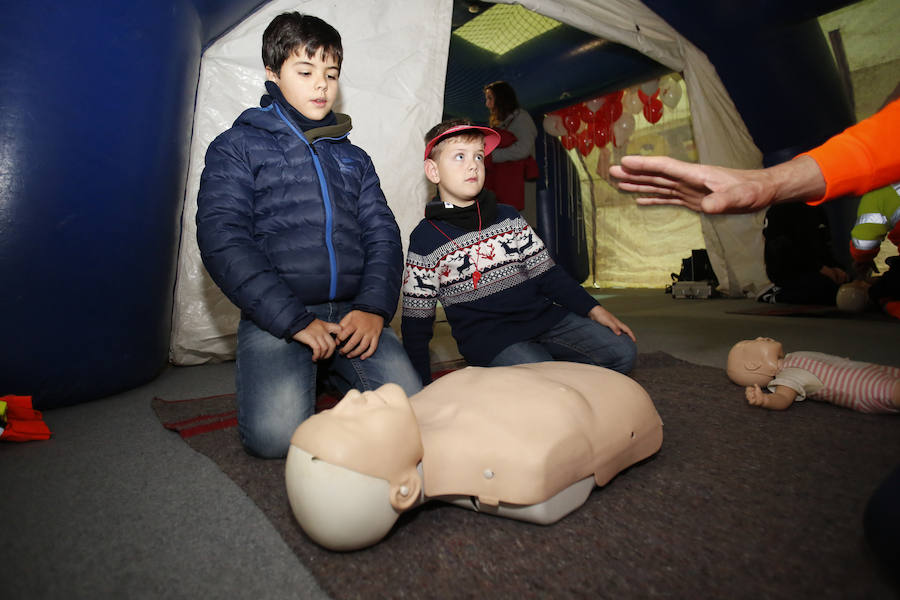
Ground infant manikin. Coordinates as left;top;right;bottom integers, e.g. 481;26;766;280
726;337;900;413
285;361;664;551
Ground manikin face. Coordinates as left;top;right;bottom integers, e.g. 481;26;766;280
290;383;424;497
726;337;785;386
266;47;340;121
425;136;486;207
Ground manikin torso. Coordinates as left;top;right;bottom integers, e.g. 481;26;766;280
414;361;662;506
286;362;663;550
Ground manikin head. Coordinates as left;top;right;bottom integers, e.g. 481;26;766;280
423;119;501;207
726;337;785;386
285;383;424;551
836;281;869;312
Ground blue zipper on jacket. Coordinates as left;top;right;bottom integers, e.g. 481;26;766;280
272;102;344;300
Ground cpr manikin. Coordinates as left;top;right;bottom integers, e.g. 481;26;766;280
285;362;664;551
726;337;900;413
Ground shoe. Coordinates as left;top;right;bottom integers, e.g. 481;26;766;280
757;285;781;304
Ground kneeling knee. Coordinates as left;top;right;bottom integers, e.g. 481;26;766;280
240;422;296;459
610;338;638;375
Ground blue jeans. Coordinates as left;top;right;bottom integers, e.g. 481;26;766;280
235;302;422;458
488;312;637;374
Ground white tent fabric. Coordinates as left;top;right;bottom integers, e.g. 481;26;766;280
497;0;769;298
170;0;453;364
170;0;770;364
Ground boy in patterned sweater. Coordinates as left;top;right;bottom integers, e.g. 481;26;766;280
401;119;637;386
727;337;899;413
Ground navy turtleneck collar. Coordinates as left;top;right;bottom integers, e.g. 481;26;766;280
261;80;337;132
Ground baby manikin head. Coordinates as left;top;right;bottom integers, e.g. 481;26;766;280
726;337;785;387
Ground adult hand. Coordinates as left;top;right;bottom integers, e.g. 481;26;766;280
293;319;342;361
337;310;384;360
819;265;848;285
587;305;636;342
609;155;826;215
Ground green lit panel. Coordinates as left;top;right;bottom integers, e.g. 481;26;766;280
453;4;561;56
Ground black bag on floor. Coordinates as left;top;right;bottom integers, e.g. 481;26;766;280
672;249;718;285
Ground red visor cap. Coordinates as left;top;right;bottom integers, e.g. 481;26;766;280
423;125;501;160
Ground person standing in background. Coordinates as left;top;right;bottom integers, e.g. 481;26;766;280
484;81;539;228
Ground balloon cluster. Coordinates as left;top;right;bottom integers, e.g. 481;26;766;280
542;74;683;157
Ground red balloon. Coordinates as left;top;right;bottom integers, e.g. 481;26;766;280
577;129;594;156
597;97;622;127
563;113;580;135
579;104;595;124
643;97;664;123
593;107;611;129
607;98;623;123
561;133;577;150
637;88;650;106
592;123;609;147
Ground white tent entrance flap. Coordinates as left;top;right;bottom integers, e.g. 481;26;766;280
170;0;769;365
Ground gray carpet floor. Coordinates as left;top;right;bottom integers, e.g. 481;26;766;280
2;289;898;599
151;352;900;599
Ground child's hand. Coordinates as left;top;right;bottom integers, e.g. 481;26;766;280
587;306;636;342
337;310;385;360
745;384;767;407
293;319;342;361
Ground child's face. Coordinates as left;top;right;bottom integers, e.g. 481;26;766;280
424;136;486;206
266;47;339;121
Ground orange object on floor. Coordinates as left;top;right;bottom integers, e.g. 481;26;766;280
0;395;52;442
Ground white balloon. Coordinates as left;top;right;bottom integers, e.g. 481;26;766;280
639;79;659;97
658;75;682;109
612;114;635;147
660;82;682;109
622;88;643;115
586;97;604;113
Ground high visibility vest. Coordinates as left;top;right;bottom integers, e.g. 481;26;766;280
850;182;900;263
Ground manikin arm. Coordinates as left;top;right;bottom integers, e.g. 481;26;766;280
745;384;797;410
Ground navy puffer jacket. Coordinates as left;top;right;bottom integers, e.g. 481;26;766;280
196;101;403;340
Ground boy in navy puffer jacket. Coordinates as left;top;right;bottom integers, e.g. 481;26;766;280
197;12;421;458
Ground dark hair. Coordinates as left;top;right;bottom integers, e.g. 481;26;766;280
424;118;484;159
484;80;519;128
262;13;343;73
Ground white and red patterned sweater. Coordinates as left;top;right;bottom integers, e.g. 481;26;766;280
401;202;597;385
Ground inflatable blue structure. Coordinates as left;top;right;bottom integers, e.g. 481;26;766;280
0;1;263;408
0;0;858;408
